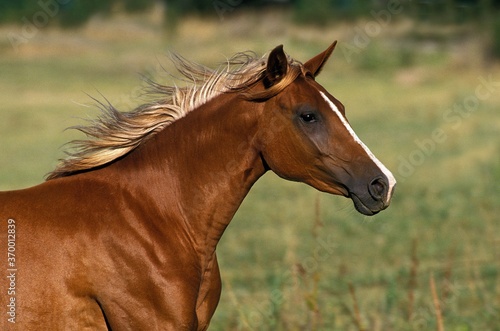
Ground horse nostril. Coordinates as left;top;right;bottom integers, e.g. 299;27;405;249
369;176;388;201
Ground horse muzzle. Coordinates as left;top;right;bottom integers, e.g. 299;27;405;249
348;175;395;216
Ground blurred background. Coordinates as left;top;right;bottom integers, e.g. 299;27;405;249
1;0;499;330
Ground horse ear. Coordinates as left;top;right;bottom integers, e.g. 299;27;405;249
264;45;288;88
304;41;337;78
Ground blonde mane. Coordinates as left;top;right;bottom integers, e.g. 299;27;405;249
46;50;304;180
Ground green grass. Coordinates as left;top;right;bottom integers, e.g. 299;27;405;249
1;10;499;330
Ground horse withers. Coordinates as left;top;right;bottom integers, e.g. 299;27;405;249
0;42;395;330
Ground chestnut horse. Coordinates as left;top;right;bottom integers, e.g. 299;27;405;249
0;42;395;330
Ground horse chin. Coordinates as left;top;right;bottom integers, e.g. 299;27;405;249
349;194;380;216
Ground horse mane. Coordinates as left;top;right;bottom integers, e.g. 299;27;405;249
46;50;304;180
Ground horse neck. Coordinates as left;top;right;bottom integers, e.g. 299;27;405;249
111;94;267;259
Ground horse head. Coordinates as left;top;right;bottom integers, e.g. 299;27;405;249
255;42;396;215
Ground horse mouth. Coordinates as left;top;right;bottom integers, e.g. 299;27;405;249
349;193;384;216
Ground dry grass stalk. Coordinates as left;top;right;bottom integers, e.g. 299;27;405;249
308;272;321;331
312;192;323;239
408;238;419;321
430;273;445;331
442;247;455;304
348;282;366;331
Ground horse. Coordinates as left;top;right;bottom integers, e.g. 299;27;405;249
0;41;395;330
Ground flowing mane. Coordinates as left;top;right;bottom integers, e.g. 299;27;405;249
46;50;304;180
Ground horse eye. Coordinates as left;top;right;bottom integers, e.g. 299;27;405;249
300;113;317;123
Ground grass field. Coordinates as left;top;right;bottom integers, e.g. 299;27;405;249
1;8;499;330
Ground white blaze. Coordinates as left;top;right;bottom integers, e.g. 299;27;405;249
319;91;396;203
